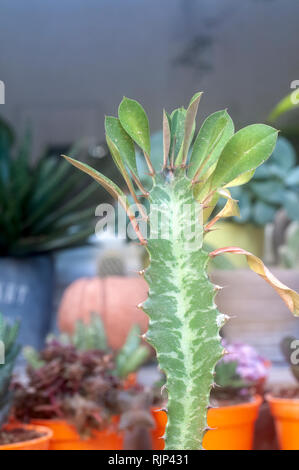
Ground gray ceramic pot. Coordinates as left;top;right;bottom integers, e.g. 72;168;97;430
0;255;54;348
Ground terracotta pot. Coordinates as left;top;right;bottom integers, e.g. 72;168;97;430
212;269;299;362
266;394;299;450
31;418;123;450
0;424;53;450
58;276;148;349
152;395;262;450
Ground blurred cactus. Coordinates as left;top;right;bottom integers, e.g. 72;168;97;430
115;325;149;379
72;315;108;351
0;313;20;429
279;222;299;268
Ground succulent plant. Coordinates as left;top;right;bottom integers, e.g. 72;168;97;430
15;338;153;437
213;341;268;400
24;315;149;379
0;313;20;429
0;117;107;256
63;92;299;449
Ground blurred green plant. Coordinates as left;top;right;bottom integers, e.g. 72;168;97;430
225;137;299;226
278;221;299;268
24;314;149;379
0;117;104;256
0;313;20;429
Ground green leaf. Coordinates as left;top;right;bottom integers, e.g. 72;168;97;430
225;169;255;187
163;110;171;167
116;345;149;378
62;155;126;202
116;324;149;377
105;116;138;176
169;108;186;162
62;155;146;246
73;315;108;351
209;124;278;191
180;92;202;164
16;225;95;254
188;110;234;179
118;97;150;155
268;89;299;122
32;181;99;232
52;207;97;230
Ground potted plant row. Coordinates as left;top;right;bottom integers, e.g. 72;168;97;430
13;315;153;450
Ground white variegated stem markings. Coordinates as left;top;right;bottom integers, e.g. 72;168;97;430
142;172;225;450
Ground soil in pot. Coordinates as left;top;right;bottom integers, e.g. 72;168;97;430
267;387;299;450
152;395;262;450
0;427;44;445
0;424;52;450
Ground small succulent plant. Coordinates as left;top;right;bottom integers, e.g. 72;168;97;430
62;92;299;449
214;341;269;401
24;315;150;379
0;313;20;429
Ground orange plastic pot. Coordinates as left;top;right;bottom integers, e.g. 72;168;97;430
31;418;123;450
266;394;299;450
0;424;53;450
152;395;262;450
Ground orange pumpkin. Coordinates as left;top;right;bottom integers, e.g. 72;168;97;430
58;276;149;349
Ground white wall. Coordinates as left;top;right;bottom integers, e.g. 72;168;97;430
0;0;298;156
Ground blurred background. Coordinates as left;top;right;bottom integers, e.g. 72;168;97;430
1;0;299;157
0;0;299;395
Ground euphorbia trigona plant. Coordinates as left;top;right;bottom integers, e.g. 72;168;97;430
63;92;299;450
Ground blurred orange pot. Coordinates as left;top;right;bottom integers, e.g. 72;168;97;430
266;394;299;450
58;277;148;349
0;424;53;450
152;395;262;450
31;419;123;450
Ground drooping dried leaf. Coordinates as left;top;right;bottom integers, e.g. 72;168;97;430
209;247;299;316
